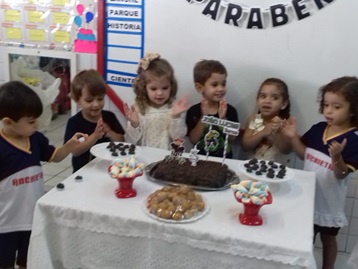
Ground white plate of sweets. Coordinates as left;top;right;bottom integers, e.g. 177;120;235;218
239;158;294;183
144;186;210;224
90;142;142;161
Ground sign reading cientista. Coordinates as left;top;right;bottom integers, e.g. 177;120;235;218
186;0;335;29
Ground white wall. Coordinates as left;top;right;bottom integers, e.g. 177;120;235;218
133;0;357;135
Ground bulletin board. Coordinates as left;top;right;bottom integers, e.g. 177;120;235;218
0;0;98;53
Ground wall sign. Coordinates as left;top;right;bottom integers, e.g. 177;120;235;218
186;0;335;29
96;0;145;114
104;0;144;88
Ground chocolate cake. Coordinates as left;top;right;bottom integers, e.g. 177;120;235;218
149;156;229;188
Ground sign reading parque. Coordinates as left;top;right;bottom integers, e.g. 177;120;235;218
186;0;335;29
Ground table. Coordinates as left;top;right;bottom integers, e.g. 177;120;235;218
28;146;317;269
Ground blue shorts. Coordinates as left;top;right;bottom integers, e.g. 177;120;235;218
0;231;31;268
314;224;340;236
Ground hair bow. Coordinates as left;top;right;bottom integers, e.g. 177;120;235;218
139;52;161;70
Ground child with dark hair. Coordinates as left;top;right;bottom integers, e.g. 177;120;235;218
124;52;189;149
186;59;239;158
64;69;125;172
0;81;85;269
284;76;358;269
241;78;292;163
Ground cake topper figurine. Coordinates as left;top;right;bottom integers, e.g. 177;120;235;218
204;130;220;154
189;146;199;166
170;138;185;157
201;116;240;164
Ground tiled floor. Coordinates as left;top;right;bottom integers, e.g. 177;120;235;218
43;112;354;269
314;248;352;269
42;111;73;192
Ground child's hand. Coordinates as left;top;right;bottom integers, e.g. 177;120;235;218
200;97;209;115
69;132;88;144
261;117;282;137
282;117;297;138
261;122;275;137
171;96;189;118
102;122;113;139
124;103;139;128
94;118;105;139
271;116;283;133
218;98;227;119
329;138;347;161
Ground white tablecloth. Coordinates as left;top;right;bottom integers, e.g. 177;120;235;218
28;146;317;269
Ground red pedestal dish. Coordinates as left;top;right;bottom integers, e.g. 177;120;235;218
108;165;143;198
115;176;137;198
234;192;272;226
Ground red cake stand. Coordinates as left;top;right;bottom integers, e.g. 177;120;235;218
234;192;272;226
108;165;143;198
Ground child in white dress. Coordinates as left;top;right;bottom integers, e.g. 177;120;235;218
241;78;291;163
284;77;358;269
124;52;189;149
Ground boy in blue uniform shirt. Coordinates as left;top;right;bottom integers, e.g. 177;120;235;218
0;81;85;269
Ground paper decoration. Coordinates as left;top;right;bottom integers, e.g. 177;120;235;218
85;11;94;23
52;12;70;25
27;11;46;23
74;16;82;27
186;0;336;28
204;130;220;154
28;29;46;41
73;2;97;53
27;0;49;4
0;0;97;52
5;10;22;22
201;115;240;164
76;4;85;15
54;30;70;43
5;27;22;39
53;0;71;6
202;116;240;136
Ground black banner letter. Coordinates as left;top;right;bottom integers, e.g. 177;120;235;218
247;8;263;29
202;0;221;21
292;0;310;20
313;0;334;10
270;4;289;27
224;3;243;27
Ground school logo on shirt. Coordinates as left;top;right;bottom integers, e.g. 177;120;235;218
12;172;43;186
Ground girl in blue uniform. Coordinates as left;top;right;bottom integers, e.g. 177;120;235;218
284;76;358;269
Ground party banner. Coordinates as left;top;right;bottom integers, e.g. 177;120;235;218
186;0;335;29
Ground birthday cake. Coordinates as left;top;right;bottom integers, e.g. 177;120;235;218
149;156;229;188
